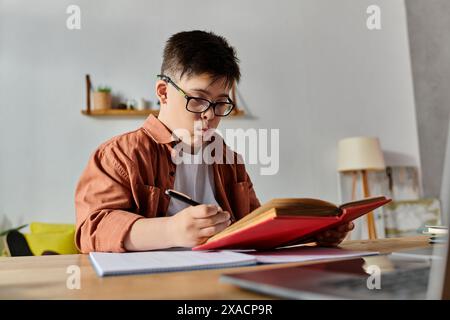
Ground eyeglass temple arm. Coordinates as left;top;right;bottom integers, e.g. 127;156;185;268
156;74;188;98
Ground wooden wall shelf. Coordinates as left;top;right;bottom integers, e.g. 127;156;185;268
81;108;245;118
82;74;246;118
81;109;158;117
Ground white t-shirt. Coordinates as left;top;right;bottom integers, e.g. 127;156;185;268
167;151;219;216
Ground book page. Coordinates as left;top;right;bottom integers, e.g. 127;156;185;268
339;195;387;209
244;246;378;264
206;208;277;243
270;198;337;209
234;198;339;227
207;198;341;243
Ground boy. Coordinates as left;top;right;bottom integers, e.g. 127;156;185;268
75;30;353;253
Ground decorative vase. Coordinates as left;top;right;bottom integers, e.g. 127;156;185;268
93;92;112;110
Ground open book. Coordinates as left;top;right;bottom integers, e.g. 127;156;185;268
193;196;391;251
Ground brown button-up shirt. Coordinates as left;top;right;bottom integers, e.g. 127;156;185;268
75;115;261;253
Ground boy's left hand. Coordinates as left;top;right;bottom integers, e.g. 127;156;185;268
315;222;355;247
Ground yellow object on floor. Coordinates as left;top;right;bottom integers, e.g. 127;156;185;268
24;222;79;255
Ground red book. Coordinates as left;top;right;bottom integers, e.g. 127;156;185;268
193;196;391;251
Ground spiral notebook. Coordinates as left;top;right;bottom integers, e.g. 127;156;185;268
89;247;377;277
89;250;256;276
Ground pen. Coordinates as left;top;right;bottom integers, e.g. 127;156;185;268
164;189;235;223
164;189;200;206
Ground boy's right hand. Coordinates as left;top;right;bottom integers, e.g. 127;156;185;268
168;204;232;247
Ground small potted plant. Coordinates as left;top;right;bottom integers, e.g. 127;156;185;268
93;85;112;110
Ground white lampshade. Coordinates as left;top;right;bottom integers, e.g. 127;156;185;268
337;136;386;172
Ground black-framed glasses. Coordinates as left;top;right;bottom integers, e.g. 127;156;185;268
157;74;235;116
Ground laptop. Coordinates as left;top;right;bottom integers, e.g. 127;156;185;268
220;244;450;300
220;242;450;299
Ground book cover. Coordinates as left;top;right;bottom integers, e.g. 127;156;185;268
193;196;391;251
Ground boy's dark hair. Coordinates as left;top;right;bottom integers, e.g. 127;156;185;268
161;30;240;88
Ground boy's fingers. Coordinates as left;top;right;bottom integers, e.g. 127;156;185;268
199;220;230;238
191;204;219;218
317;231;346;242
321;230;343;239
337;222;354;233
194;237;210;246
316;235;345;246
196;211;231;228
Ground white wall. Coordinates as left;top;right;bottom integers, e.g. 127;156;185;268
0;0;420;227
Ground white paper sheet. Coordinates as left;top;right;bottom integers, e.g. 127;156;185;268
242;246;378;264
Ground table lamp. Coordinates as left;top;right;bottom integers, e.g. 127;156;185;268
337;137;386;239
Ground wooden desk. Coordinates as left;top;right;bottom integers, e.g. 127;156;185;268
0;236;431;299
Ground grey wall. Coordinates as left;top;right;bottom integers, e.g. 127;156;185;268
440;116;450;225
0;0;420;227
405;0;450;198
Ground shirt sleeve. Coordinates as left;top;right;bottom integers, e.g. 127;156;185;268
75;146;144;253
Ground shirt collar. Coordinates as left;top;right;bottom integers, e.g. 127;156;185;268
142;114;177;144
